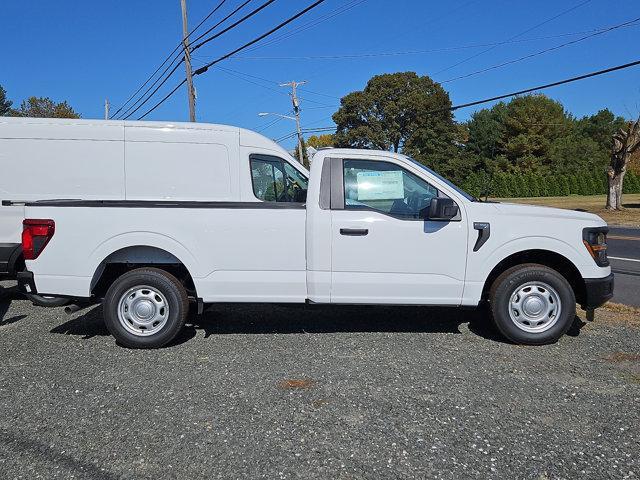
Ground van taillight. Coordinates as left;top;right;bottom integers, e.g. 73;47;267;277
22;219;55;260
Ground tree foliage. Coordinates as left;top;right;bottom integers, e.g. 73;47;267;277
332;72;458;168
0;85;13;116
332;73;630;192
462;95;626;179
307;134;335;149
14;96;81;119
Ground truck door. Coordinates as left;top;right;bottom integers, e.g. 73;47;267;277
328;157;468;305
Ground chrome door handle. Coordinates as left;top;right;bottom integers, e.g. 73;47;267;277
340;228;369;236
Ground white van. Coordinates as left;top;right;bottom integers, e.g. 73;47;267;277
4;118;614;348
1;117;134;305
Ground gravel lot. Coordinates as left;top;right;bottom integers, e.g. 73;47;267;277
1;284;639;479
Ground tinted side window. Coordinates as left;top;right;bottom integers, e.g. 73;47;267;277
343;159;439;219
250;155;308;203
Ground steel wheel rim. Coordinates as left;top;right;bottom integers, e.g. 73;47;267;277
508;281;562;333
117;285;169;336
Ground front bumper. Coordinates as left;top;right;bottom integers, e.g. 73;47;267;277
17;270;37;295
582;273;614;309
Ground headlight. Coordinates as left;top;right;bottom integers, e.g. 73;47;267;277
582;227;609;267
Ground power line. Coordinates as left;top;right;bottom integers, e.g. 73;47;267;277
110;0;228;118
188;0;254;46
227;23;639;60
302;127;335;132
189;0;276;52
434;0;593;76
137;0;328;120
440;16;640;84
241;0;367;53
116;0;261;119
297;87;339;100
447;59;640;112
210;64;337;106
255;115;285;133
121;60;186;120
275;127;335;143
189;0;229;40
194;0;328;76
277;60;640;142
122;0;280;120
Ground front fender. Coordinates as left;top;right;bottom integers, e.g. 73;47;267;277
471;235;602;283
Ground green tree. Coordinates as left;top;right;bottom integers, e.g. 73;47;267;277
585;174;598;196
535;173;548;197
443;150;484;185
545;175;559;197
0;85;12;116
461;94;631;186
593;171;607;195
501;95;571;172
568;175;580;195
559;176;571;196
515;175;529;197
526;173;540;197
577;175;590;195
465;104;507;159
624;171;640;193
578;109;627;154
333;72;459;174
491;173;509;197
14;96;80;119
306;134;335;149
547;131;603;174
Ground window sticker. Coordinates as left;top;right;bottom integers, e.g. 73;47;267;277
356;170;404;201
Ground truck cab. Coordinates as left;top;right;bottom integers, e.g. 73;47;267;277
12;120;613;348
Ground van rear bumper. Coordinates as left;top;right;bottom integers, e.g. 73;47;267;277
0;243;22;279
582;273;614;309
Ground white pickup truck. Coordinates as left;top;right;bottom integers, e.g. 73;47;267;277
9;118;613;348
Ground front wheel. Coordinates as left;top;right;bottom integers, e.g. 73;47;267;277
103;268;189;349
489;263;576;345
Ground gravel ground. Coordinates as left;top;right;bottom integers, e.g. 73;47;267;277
1;282;639;479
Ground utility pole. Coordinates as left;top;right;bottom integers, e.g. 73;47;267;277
104;98;110;120
280;81;307;167
180;0;196;122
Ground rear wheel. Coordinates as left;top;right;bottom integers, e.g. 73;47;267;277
103;268;189;349
489;263;576;345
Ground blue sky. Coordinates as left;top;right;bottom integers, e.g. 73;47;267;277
2;0;639;149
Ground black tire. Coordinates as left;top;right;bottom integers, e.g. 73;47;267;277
103;268;189;349
26;294;70;308
489;263;576;345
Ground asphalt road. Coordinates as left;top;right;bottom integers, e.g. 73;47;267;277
608;227;640;307
0;292;639;479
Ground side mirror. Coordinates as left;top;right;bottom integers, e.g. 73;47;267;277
421;197;459;221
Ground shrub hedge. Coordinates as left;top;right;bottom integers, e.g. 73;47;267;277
461;170;640;198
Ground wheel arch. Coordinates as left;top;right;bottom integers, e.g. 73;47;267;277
90;245;197;299
7;244;24;277
481;249;586;306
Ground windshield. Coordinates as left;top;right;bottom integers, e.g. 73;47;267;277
403;156;477;202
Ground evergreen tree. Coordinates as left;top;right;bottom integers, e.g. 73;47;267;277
560;176;571;196
537;174;549;197
528;173;540;197
568;175;580;195
0;85;12;116
516;175;530;197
